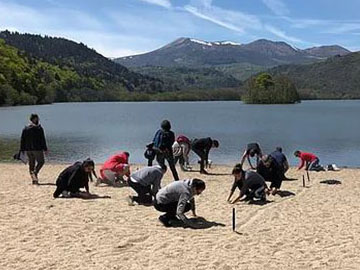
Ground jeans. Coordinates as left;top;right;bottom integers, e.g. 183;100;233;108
26;151;45;175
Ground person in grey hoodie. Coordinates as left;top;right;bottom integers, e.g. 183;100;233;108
127;165;167;205
154;178;206;228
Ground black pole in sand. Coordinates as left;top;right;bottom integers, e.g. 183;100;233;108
302;175;305;187
306;170;310;182
232;208;236;231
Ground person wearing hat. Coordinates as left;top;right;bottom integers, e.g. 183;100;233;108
152;120;179;181
20;113;48;185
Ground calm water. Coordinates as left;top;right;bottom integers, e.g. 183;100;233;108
0;100;359;167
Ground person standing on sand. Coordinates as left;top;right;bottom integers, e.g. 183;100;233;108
53;159;97;199
173;135;192;171
154;178;206;228
240;142;262;170
227;164;268;203
96;152;130;186
20;113;48;185
191;137;219;174
127;165;166;205
294;150;324;171
153;120;179;180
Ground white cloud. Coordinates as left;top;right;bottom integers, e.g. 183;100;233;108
183;0;262;34
262;0;289;16
139;0;171;9
264;25;305;44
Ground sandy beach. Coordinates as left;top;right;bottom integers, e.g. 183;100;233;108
1;162;360;270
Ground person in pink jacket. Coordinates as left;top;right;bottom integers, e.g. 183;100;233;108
96;152;130;186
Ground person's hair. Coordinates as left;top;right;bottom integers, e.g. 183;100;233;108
192;178;206;190
213;140;219;148
83;158;95;168
232;164;244;175
276;147;282;152
294;150;301;156
160;164;167;172
124;152;130;157
82;158;96;182
30;114;39;122
161;120;171;131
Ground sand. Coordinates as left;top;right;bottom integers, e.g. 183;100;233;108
1;162;360;270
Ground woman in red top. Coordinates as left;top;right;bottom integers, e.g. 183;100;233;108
294;150;323;171
96;152;130;186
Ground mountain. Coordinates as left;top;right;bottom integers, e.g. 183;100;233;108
268;52;360;99
115;37;351;68
0;31;165;97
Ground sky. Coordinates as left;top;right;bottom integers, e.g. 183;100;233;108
1;0;360;57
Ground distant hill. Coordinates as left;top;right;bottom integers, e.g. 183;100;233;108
269;52;360;99
130;66;242;90
0;31;165;97
115;37;350;68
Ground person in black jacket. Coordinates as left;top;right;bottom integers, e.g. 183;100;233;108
152;120;179;180
256;155;284;195
191;137;219;174
20;114;48;184
53;159;96;199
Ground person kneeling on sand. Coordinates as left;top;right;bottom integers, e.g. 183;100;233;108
53;159;97;199
154;178;206;228
270;147;289;177
294;150;325;172
127;165;167;205
96;152;130;186
257;155;284;195
227;164;268;204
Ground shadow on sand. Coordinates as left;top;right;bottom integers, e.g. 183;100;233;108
283;177;298;181
38;182;56;186
169;217;226;229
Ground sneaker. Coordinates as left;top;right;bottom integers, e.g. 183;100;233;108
158;215;171;227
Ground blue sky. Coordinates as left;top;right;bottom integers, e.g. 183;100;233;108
1;0;360;57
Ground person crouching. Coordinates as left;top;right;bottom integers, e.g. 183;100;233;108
53;159;96;199
154;178;206;228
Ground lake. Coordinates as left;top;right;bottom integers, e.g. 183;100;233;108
0;100;359;167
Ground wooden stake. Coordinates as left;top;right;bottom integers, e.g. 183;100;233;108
232;208;236;231
306;171;310;182
302;175;305;187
